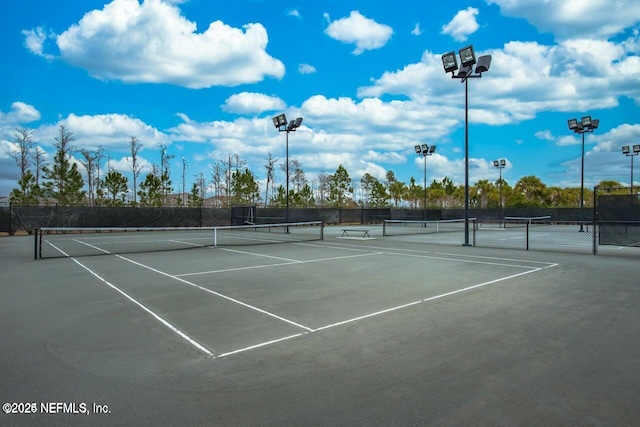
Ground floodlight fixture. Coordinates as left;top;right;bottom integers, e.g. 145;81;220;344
622;145;640;193
442;51;458;73
441;42;492;246
457;66;472;79
475;55;492;74
493;159;507;213
459;45;476;67
567;114;600;231
272;113;287;128
415;143;436;220
272;113;304;229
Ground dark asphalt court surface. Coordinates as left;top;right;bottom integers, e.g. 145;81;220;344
1;226;639;426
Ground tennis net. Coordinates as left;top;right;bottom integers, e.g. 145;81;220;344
383;218;477;237
36;221;324;259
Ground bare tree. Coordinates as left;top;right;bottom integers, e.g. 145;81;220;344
157;143;174;205
181;157;188;206
127;137;143;203
94;146;105;202
9;128;34;179
264;153;278;207
79;149;98;206
33;146;47;185
211;162;223;207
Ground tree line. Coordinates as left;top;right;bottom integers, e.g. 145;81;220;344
8;125;627;208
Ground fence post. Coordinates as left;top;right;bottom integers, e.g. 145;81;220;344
592;186;598;255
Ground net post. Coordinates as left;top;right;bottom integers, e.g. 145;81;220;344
383;220;387;237
593;186;598;255
472;219;476;246
34;228;38;260
321;221;324;241
214;228;218;247
526;222;529;250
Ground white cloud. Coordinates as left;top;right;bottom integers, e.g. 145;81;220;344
42;0;284;88
441;7;479;42
0;102;41;127
221;92;286;115
298;63;317;74
22;27;55;60
324;11;393;55
36;113;169;151
287;9;301;18
411;23;422;36
487;0;640;40
357;37;640;126
535;130;554;141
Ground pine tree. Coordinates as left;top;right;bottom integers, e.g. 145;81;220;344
42;125;85;205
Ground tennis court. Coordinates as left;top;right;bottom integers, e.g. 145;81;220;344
1;224;639;425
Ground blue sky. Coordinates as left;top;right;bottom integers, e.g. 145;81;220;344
1;0;640;199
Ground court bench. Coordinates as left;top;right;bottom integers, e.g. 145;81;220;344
341;229;370;238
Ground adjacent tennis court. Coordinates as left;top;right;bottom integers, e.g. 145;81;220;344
1;224;638;425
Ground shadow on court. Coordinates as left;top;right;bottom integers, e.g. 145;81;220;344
1;226;638;426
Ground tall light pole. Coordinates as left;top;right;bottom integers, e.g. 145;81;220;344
442;45;492;246
622;144;640;194
272;114;303;228
415;144;436;221
493;158;506;222
568;115;599;232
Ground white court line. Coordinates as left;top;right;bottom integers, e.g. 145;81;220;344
314;300;424;331
116;255;314;332
219;247;301;263
70;258;214;357
175;251;383;277
299;241;553;269
216;333;306;358
218;261;559;356
499;233;550;241
74;238;111;254
45;241;70;257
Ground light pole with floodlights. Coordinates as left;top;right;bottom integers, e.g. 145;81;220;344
272;114;303;228
622;144;640;194
442;45;492;246
493;159;506;222
568;115;599;231
415;144;436;221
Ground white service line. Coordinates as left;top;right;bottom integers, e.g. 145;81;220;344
74;238;111;254
115;254;314;332
70;257;214;357
219;247;301;263
216;333;306;358
176;251;383;277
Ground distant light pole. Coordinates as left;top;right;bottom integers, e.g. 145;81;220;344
568;115;599;231
493;159;506;222
415;144;436;221
621;144;640;194
442;45;492;246
272;114;303;227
